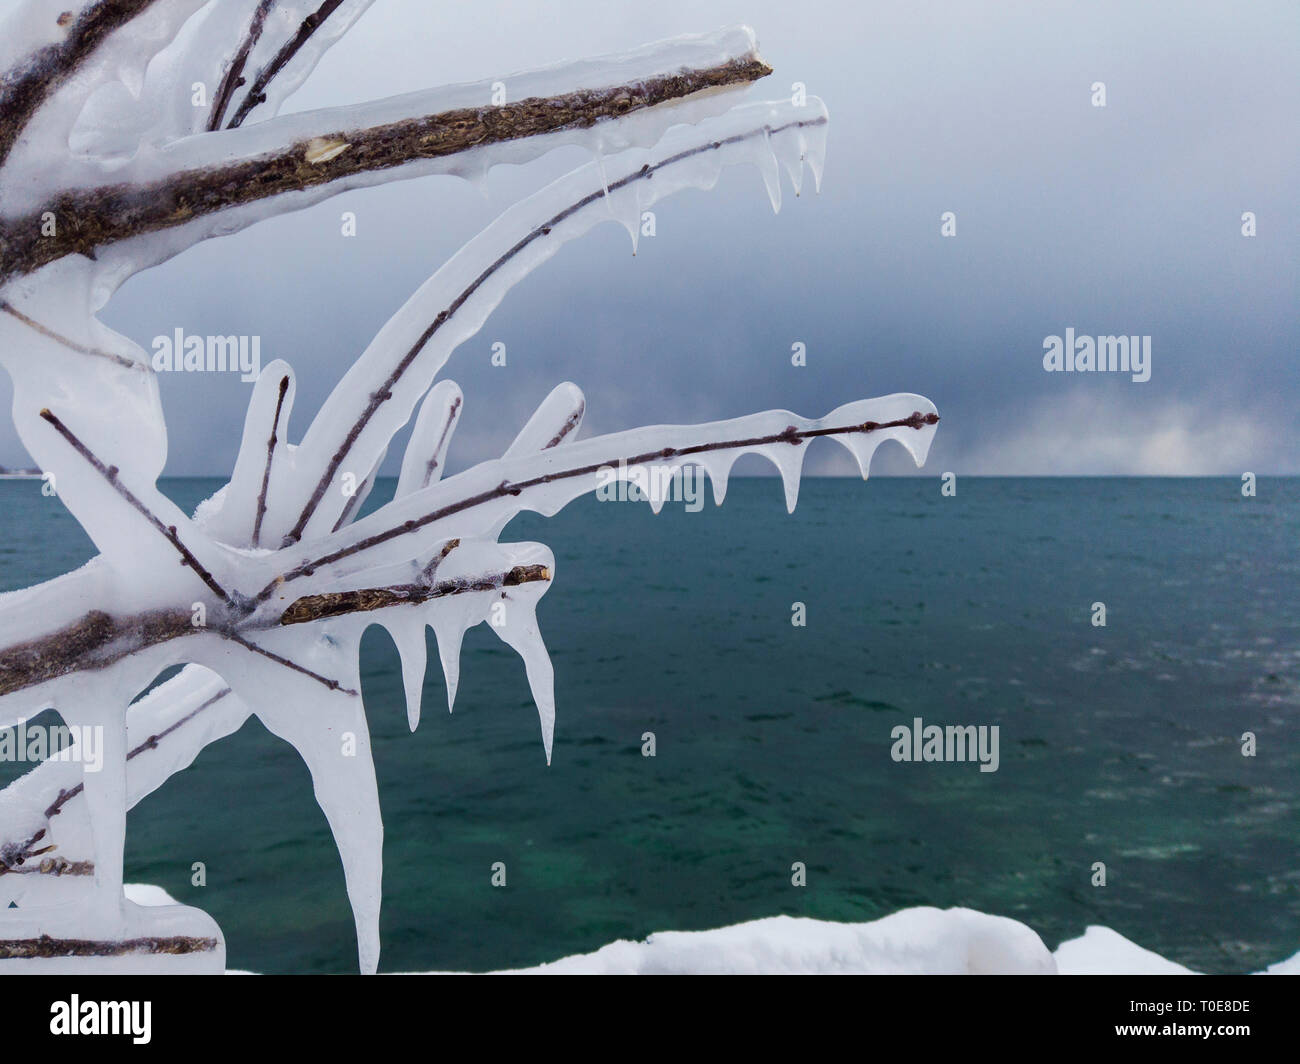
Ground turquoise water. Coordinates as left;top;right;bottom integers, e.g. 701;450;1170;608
0;476;1295;973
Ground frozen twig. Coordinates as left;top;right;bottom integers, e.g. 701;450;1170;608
268;408;936;599
251;375;291;547
38;408;237;607
206;0;276;132
225;0;349;129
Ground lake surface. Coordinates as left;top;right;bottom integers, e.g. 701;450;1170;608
0;475;1294;973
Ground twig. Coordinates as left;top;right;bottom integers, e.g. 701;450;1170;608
226;0;348;129
207;0;277;132
219;629;357;695
38;409;237;608
251;375;291;547
421;537;460;583
124;686;233;762
545;401;584;449
330;473;371;533
421;395;462;490
0;300;140;370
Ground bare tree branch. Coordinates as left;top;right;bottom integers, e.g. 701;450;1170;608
0;606;196;698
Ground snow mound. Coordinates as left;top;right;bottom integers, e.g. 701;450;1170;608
1053;926;1197;975
119;888;1290;976
481;907;1057;975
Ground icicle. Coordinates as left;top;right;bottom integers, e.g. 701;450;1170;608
431;615;468;713
770;123;806;197
755;128;782;214
698;453;733;507
646;463;669;515
753;442;804;513
459;155;492;201
272;711;381;975
804;110;830;193
591;146;643;253
384;619;428;732
826;395;940;476
593;144;612;197
606;175;642;255
490;602;556;765
627;207;642;256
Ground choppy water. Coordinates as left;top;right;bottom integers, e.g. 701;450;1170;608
0;476;1295;973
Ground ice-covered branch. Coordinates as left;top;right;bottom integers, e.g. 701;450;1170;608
38;407;237;607
251;373;291;547
262;399;936;603
0;606;195;699
224;0;362;130
0;36;771;284
278;563;551;625
0;558;546;701
273;100;828;547
0;6;945;976
0;299;141;370
0;932;219;959
206;0;276;132
0;0;162;171
0;682;234;880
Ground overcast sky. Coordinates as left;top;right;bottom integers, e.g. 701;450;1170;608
6;0;1294;476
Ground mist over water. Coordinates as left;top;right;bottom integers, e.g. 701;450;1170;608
0;475;1294;973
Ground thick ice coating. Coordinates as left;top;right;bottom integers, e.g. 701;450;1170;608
0;3;937;975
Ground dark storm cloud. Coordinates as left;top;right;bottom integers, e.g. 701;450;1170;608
5;0;1291;476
